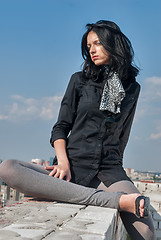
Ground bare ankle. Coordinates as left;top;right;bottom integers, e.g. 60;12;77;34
119;193;141;214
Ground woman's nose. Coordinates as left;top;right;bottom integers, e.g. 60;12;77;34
89;45;96;54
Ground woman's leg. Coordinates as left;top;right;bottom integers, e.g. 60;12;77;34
0;160;151;219
97;180;156;240
0;159;123;208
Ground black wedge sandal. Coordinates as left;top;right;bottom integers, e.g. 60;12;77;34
135;196;150;218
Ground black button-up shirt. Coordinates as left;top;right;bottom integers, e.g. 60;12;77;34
50;72;140;183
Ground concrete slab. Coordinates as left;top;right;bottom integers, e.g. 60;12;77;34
75;205;117;221
0;200;125;240
62;212;116;236
0;230;29;240
2;223;48;239
46;232;106;240
44;231;84;240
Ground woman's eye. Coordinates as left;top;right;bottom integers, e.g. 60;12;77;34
87;42;101;51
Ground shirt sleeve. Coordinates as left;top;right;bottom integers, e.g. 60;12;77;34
50;73;81;147
119;83;140;157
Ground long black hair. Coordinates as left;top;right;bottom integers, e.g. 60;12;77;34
81;20;139;82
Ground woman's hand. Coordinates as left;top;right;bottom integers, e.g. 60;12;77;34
45;164;71;182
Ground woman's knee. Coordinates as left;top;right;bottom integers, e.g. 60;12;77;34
108;180;140;194
0;159;17;181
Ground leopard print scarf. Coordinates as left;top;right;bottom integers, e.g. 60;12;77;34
99;68;125;114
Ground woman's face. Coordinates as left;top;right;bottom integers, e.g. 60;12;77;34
87;31;110;66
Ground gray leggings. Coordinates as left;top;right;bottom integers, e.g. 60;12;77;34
0;159;156;240
0;159;122;209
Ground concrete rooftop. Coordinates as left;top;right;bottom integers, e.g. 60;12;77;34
0;198;125;240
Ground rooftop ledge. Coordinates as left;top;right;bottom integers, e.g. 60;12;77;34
1;181;161;239
0;198;126;240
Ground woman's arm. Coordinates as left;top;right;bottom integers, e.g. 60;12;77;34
48;73;82;181
46;139;71;181
50;73;81;145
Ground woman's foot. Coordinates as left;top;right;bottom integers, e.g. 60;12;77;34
119;193;149;217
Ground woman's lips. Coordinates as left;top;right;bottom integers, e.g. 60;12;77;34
92;55;98;60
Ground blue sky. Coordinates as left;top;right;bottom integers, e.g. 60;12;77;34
0;0;161;172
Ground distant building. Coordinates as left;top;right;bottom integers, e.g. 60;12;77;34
0;185;24;207
43;161;50;167
30;158;50;167
50;157;54;166
30;158;43;165
124;167;161;182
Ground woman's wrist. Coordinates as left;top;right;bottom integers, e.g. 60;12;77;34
57;158;70;167
54;138;69;166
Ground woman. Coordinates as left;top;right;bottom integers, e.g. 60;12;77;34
48;20;155;239
0;20;155;239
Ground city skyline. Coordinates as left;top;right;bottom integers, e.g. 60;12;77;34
0;0;161;172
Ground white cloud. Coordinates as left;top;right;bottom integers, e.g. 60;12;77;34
150;132;161;140
135;75;161;120
0;114;8;120
149;121;161;140
146;76;161;85
134;136;142;141
142;76;161;102
0;94;62;122
127;76;161;142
